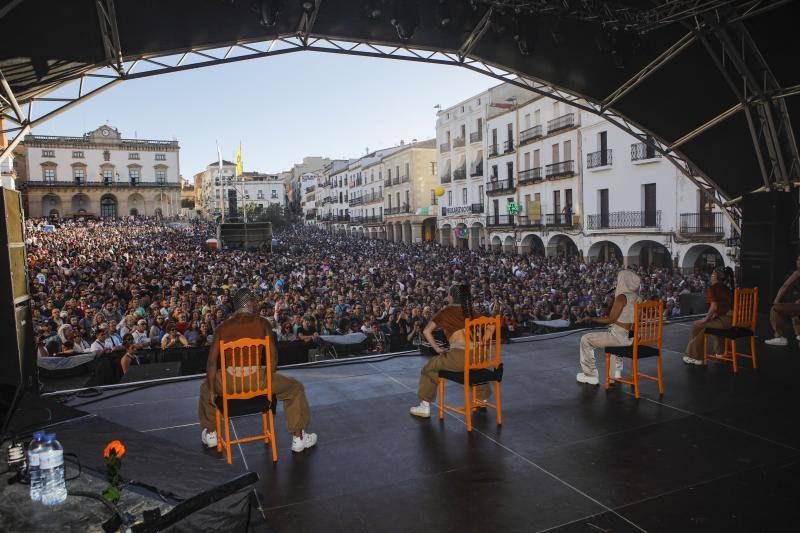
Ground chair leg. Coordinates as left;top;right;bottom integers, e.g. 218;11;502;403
731;339;738;374
215;408;222;454
268;410;278;463
438;379;444;420
751;336;758;369
262;412;269;445
472;385;477;409
656;353;664;395
633;355;640;399
464;383;472;432
604;352;611;390
703;334;708;365
495;381;502;426
223;405;232;465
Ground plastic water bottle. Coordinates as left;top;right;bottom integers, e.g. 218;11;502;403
27;431;46;502
39;433;67;506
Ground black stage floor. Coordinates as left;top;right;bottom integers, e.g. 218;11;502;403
65;323;800;532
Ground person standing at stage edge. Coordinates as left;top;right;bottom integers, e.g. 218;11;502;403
410;283;490;418
198;288;317;453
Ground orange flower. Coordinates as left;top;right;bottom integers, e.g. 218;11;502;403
103;440;126;459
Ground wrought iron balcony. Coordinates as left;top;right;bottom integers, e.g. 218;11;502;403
488;144;499;157
547;112;576;134
335;214;350;222
517;215;542;227
545;160;575;179
471;203;484;214
349;196;363;206
399;174;410;184
469;131;482;144
503;139;515;153
74;178;85;186
486;215;515;227
362;191;383;203
587;150;613;168
470;162;484;177
384;179;392;188
679;213;723;236
519;125;543;145
453;167;467;181
631;142;662;161
453;136;465;148
386;206;399;215
544;213;574;227
586;210;662;230
439;142;451;153
486;178;515;194
440;172;452;184
517;167;543;184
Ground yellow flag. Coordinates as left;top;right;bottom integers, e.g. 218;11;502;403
235;143;242;176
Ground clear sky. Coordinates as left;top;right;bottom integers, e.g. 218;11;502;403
29;52;498;179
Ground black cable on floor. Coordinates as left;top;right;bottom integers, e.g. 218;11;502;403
68;490;129;529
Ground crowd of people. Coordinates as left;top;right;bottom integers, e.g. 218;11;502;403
26;217;713;369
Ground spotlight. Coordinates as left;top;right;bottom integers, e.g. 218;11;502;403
364;0;382;20
435;0;451;27
513;13;536;56
301;0;313;12
391;0;418;41
258;0;283;27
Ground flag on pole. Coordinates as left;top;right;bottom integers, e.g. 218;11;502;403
236;143;243;177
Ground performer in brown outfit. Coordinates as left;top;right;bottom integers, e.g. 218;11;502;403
683;270;733;364
198;288;317;453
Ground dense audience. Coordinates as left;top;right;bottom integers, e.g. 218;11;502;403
26;218;711;360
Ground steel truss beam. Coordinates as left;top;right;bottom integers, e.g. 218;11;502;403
0;34;741;230
457;7;493;62
95;0;124;74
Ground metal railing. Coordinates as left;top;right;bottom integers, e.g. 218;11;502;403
587;150;613;168
547;112;576;133
23;180;177;188
586;210;662;230
453;136;465;148
469;131;482;144
519;125;543;145
349;196;363;206
386;206;399;215
335;214;350;222
679;213;723;235
503;139;515;153
487;215;515;226
440;172;452;184
517;167;543;184
453;167;467;180
545;160;575;179
488;144;499;157
470;162;484;177
384;179;392;188
631;142;662;161
362;191;383;203
399;174;410;184
471;203;484;213
439;142;451;153
486;178;515;193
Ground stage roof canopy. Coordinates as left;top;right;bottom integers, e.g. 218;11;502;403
2;0;798;206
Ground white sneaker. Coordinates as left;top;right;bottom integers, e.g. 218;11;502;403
201;428;217;448
291;431;318;453
765;337;788;346
409;400;431;418
576;373;599;385
683;356;703;366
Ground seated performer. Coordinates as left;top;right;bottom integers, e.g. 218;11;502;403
198;288;317;453
575;270;641;385
410;284;490;418
683;270;732;364
765;254;800;346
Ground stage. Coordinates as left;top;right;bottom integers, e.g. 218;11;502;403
49;320;800;532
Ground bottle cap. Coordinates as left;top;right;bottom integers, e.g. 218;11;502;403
32;430;46;439
44;433;56;442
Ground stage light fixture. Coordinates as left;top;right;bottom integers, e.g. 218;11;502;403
391;1;418;41
513;13;536;56
258;0;283;27
436;0;451;27
301;0;314;12
364;0;383;20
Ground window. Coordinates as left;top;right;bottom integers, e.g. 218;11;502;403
563;140;572;161
533;149;540;167
74;168;85;184
42;150;55;158
506;161;513;180
478;185;484;201
462;188;468;204
103;169;113;183
447;190;452;207
405;190;409;208
552;143;560;164
129;169;140;182
271;190;278;199
523;113;531;129
44;168;55;182
534;109;540;125
156;170;166;184
491;165;498;179
155;154;166;161
72;151;84;158
404;162;409;177
129;153;140;160
387;168;392;179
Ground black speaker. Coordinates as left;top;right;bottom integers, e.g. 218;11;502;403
740;191;797;313
217;222;273;249
227;189;238;218
0;187;36;391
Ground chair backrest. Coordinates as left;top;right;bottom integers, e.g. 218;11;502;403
218;336;272;400
633;300;663;350
464;315;501;370
732;287;758;329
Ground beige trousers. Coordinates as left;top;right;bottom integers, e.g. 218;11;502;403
417;347;491;403
579;325;631;377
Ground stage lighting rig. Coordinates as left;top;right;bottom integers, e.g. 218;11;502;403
513;13;536;56
255;0;283;27
391;0;419;40
436;0;452;27
364;0;383;20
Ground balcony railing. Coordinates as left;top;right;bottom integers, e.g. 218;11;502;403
471;203;484;214
679;213;723;236
386;206;399;215
444;203;484;216
469;131;482;144
517;167;543;184
349;196;363;206
362;191;383;203
545;160;575;179
487;215;515;227
519;125;543;145
631;142;662;161
399;174;410;184
439;142;451;153
351;215;383;224
384;179;392;187
335;214;350;222
470;162;484;177
488;144;499;157
486;178;515;194
440;172;452;184
587;150;613;168
23;180;176;188
503;139;515;153
547;112;576;134
453;136;465;148
586;210;662;230
453;167;467;181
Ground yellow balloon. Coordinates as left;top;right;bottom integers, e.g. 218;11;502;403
434;186;445;197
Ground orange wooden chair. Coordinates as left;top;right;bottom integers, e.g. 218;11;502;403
605;300;664;399
437;315;504;432
704;288;758;373
214;337;277;464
